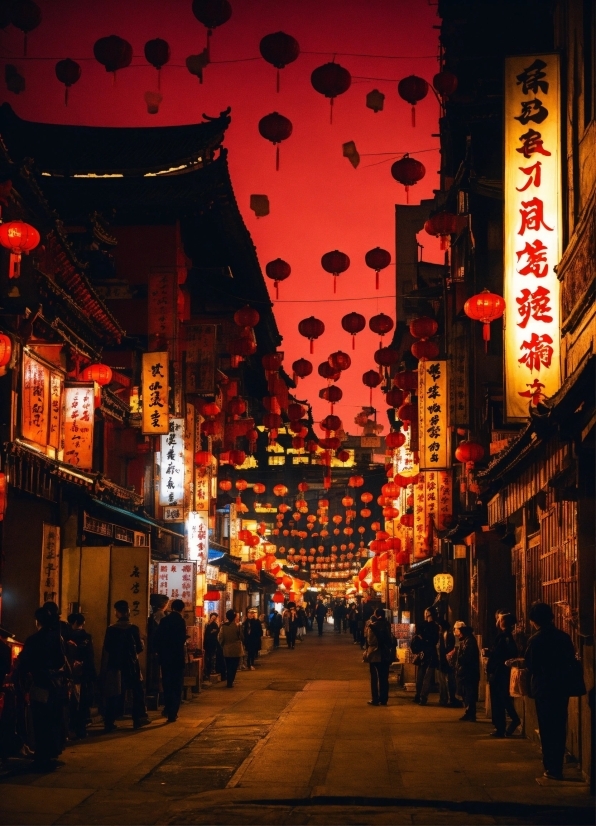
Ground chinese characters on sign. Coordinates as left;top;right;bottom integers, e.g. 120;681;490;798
63;384;94;469
148;271;177;351
22;353;50;448
413;470;452;559
40;523;60;606
49;372;63;451
418;360;450;470
159;418;184;507
186;510;208;573
504;55;561;420
185;324;216;394
142;352;169;434
157;561;196;618
184;403;195;512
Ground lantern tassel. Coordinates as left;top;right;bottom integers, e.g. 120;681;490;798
352;335;355;350
376;270;379;290
411;105;416;127
333;275;337;293
330;97;334;125
158;68;161;91
483;322;490;352
275;281;279;300
405;185;410;204
275;145;280;172
64;87;69;106
310;339;314;354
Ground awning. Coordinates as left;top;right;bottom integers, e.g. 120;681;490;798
89;499;184;540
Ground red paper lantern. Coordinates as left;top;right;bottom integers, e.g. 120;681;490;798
409;316;438;339
288;402;305;421
227;396;246;417
273;591;285;603
205;590;221;601
386;431;406;449
349;475;364;488
265;258;291;299
365;247;391;290
361;492;373;504
463;289;506;350
292;357;312;380
253;483;266;495
411;339;440;361
298;316;325;354
219;479;232;492
81;363;113;386
0;334;12;368
258;112;293;171
328;350;351;372
321;414;341;432
263;412;282;430
292;436;305;450
55;58;81;105
381;481;400;499
397;402;417;424
199;400;221;418
320;385;342;404
369;313;394;341
234;305;260;329
262;352;284;372
0;221;40;278
455;439;485;467
10;0;41;55
374;347;399;367
259;31;300;91
383;506;399;519
400;513;414;528
230;337;257;357
194;450;213;466
229;449;246;466
433;69;458;97
321;250;350;294
311;61;351;123
273;484;288;497
362;369;381;404
319;437;341;450
341;312;366;349
337;450;350;463
385;387;404;408
424;211;458;250
144;37;170;90
93;35;133;78
394;370;417;392
391;155;426;202
397;74;429;126
192;0;232;51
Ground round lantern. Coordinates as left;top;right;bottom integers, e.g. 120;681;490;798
397;74;429;126
192;0;232;50
397;401;417;425
194;450;213;466
0;220;41;278
292;357;312;380
348;475;364;488
262;352;284;373
219;479;232;492
374;346;399;367
0;334;12;368
230;336;257;358
394;370;418;392
400;513;414;528
381;481;400;499
234;305;260;329
253;482;266;496
362;369;381;405
298;316;325;354
365;247;391;290
204;590;221;601
273;484;288;497
227;396;247;418
455;439;485;469
369;313;394;342
93;35;133;79
341;311;366;349
385;387;404;408
463;289;506;350
320;413;341;433
81;363;113;386
292;436;305;450
433;69;458;97
259;31;300;91
391;155;426;202
318;361;340;382
361;492;373;504
10;0;41;55
229;449;246;466
409;316;438;339
328;350;351;372
265;258;291;299
55;58;81;105
411;339;440;361
144;38;170;89
386;431;406;449
263;412;282;430
311;61;351;123
321;250;350;294
424;211;458;250
320;385;342;405
258;112;293;170
337;449;350;463
287;402;305;421
433;572;454;594
272;591;285;603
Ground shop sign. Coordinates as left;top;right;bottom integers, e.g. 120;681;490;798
63;384;94;469
159;418;184;507
148;270;177;350
413;470;452;558
418;360;449;470
142;352;169;434
164;506;184;522
49;371;63;451
195;469;210;511
22;352;50;448
156;561;196;619
40;523;60;605
184;403;195;510
206;563;219;582
186;510;208;572
504;54;561;421
83;512;113;538
185;323;216;394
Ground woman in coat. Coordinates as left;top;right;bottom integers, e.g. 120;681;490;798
242;609;263;670
413;606;440;705
453;621;480;721
218;610;244;688
284;607;298;649
364;608;394;706
484;612;521;737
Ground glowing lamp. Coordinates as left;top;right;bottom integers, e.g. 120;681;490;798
81;363;113;386
464;289;505;350
0;221;41;278
433;573;454;594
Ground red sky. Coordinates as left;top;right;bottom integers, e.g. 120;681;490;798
0;0;441;431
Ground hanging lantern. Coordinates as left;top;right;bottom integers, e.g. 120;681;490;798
348;475;364;488
234;305;260;329
386;431;406;449
230;336;257;359
394;370;418;392
362;369;381;405
397;401;417;425
385;387;404;408
337;449;350;463
192;0;232;53
262;352;284;373
341;312;366;350
292;357;312;381
253;483;266;496
272;591;285;603
93;35;133;81
81;364;113;386
361;492;373;504
219;479;232;492
229;449;246;466
0;334;12;368
463;289;506;351
55;58;81;105
273;484;288;497
328;350;351;372
258;112;293;171
10;0;41;55
287;402;305;421
455;439;485;469
298;316;325;354
321;250;350;294
227;396;247;417
265;258;291;299
397;74;429;126
424;211;458;250
433;69;458;98
194;450;213;466
320;385;342;410
204;590;221;601
410;316;439;339
259;31;300;92
411;339;440;362
433;572;454;593
390;155;426;203
400;513;414;528
369;313;394;344
0;221;40;278
144;38;171;89
311;61;352;124
364;247;391;290
374;347;399;368
318;362;340;382
321;414;341;432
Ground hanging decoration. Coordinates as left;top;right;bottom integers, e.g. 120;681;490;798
320;385;342;413
411;339;439;361
234;305;260;330
298;316;325;354
55;58;81;105
93;35;133;82
321;250;350;294
433;69;458;98
394;369;418;392
341;312;365;350
258;112;293;171
364;247;391;290
362;369;381;405
463;289;505;351
328;350;351;372
192;0;232;55
186;50;210;84
366;88;385;113
424;211;458;250
259;31;300;92
385;387;404;408
0;220;40;278
318;361;340;382
369;313;394;346
81;364;112;386
144;38;171;90
291;357;312;382
390;154;426;202
397;74;429;126
265;258;291;298
310;61;351;124
10;0;41;56
454;439;484;469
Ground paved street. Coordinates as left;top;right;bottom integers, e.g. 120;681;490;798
0;628;592;825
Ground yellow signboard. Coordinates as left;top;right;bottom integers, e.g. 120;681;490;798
142;352;169;434
22;353;50;448
504;54;561;421
418;360;449;470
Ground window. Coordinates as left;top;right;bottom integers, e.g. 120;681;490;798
268;455;285;466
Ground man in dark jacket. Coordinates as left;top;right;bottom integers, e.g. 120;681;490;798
525;602;578;780
365;608;395;706
437;619;461;707
314;600;327;637
243;609;263;669
485;612;521;737
66;612;96;738
155;599;187;723
414;606;440;705
453;621;480;721
269;609;283;648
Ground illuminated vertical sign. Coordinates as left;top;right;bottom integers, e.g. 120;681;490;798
413;470;452;559
63;384;94;469
187;510;208;573
159;418;184;507
418;360;449;470
49;372;63;451
142;352;169;434
505;54;561;421
22;353;50;448
184;402;195;511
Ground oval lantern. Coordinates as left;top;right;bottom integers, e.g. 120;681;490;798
337;449;350;463
394;369;418;392
234;305;260;329
433;572;454;594
81;363;113;386
397;401;417;426
298;316;325;354
229;449;246;466
390;155;426;202
365;247;391;290
369;313;394;342
409;316;438;339
93;35;133;80
194;450;213;466
292;357;312;381
433;69;458;98
259;31;300;91
219;479;232;492
55;58;81;105
328;350;351;372
273;484;288;497
272;591;285;603
386;431;406;449
362;369;381;405
321;250;350;294
455;439;485;469
318;361;340;382
10;0;41;56
424;211;458;250
262;352;284;372
205;590;221;601
341;311;366;350
463;289;505;351
0;220;41;278
265;258;291;299
397;74;429;126
0;334;12;368
311;61;351;123
192;0;232;51
320;414;341;432
144;38;170;88
385;387;404;408
411;339;440;362
374;346;399;367
258;112;293;171
287;402;305;421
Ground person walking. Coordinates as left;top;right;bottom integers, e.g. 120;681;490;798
269;609;283;648
101;600;150;732
284;606;298;649
204;612;221;675
314;599;327;637
332;602;343;634
525;601;584;780
296;605;307;641
65;612;96;739
412;606;440;705
364;607;395;706
484;612;521;737
453;621;480;722
437;619;461;708
243;609;263;669
155;599;187;723
218;610;244;688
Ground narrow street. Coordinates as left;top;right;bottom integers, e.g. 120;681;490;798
0;629;591;826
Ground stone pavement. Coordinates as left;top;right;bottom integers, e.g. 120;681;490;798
0;626;592;825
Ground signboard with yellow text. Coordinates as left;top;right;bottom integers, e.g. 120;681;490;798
142;352;169;434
